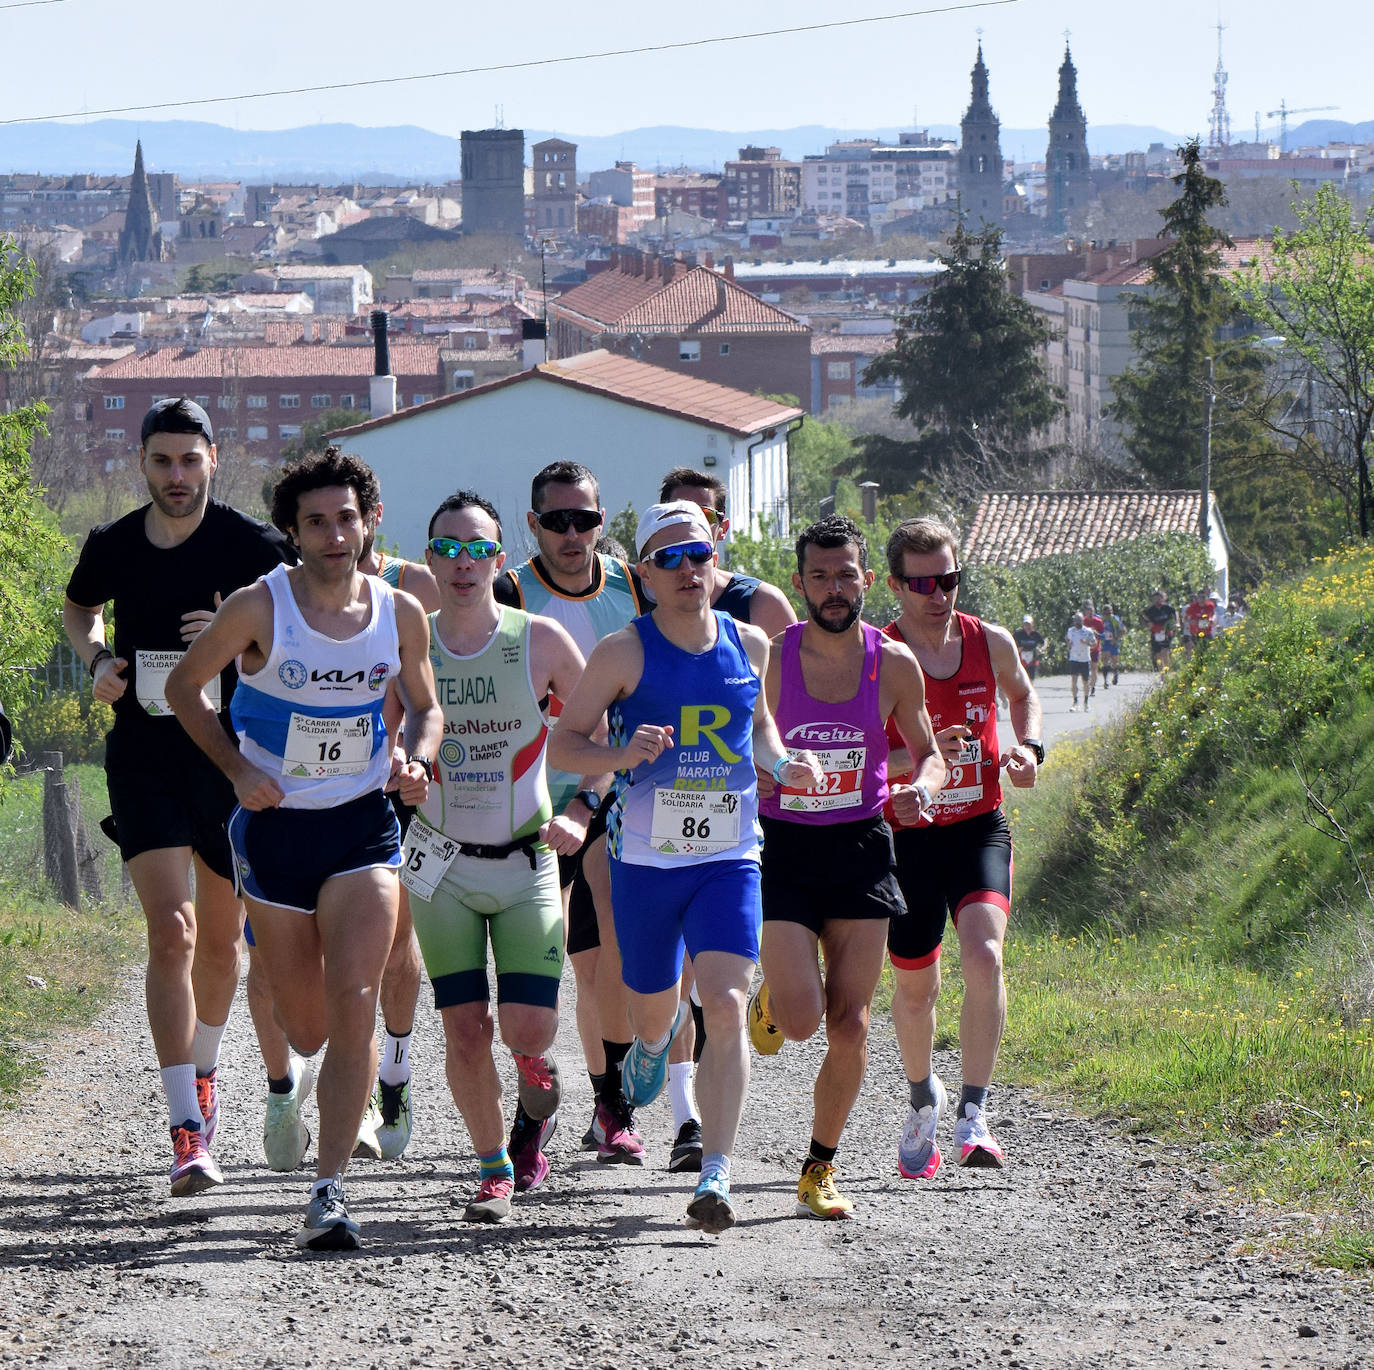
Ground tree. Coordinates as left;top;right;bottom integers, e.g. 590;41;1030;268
0;237;71;693
852;218;1062;491
1228;184;1374;537
1108;140;1255;487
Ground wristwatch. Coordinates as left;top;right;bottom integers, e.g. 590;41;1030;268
573;788;603;813
1020;738;1046;765
406;754;434;782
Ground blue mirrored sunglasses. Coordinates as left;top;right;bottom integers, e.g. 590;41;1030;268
646;540;714;570
428;537;501;560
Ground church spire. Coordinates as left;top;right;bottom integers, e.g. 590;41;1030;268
959;39;1004;232
118;140;160;267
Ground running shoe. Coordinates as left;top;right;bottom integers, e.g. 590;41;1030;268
169;1124;223;1197
353;1091;384;1160
508;1109;556;1193
580;1106;606;1152
195;1069;219;1148
296;1175;360;1251
897;1074;947;1181
264;1054;315;1172
621;1003;687;1109
668;1118;703;1173
747;980;783;1056
375;1078;412;1160
594;1097;645;1166
685;1173;737;1234
796;1162;854;1220
953;1102;1005;1168
513;1051;562;1121
463;1173;515;1223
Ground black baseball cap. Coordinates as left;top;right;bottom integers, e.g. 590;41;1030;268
140;396;214;447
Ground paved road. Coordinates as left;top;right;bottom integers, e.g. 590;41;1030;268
1023;668;1157;752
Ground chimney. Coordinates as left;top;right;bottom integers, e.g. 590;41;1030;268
521;316;548;369
369;308;397;417
723;257;735;281
704;251;715;270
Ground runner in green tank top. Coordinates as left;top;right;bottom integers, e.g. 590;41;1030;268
403;490;603;1222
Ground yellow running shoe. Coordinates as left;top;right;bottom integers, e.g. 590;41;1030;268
747;980;783;1056
796;1162;854;1220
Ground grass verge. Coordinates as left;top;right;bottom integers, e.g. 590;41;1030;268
0;764;143;1104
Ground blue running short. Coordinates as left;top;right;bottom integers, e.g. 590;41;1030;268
608;856;761;995
229;789;400;915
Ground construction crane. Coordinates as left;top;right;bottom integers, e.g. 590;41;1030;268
1266;100;1338;151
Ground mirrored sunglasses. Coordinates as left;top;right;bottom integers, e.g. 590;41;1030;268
646;540;714;570
428;537;501;560
536;508;603;535
901;568;961;595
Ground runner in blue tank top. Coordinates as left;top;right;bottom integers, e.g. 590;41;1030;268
169;448;442;1252
549;500;823;1234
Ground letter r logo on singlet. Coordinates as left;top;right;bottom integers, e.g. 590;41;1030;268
679;704;741;764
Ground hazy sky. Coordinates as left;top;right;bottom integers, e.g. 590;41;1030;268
0;0;1361;140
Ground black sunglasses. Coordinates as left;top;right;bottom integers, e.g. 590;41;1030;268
900;568;962;595
536;508;603;535
646;540;714;570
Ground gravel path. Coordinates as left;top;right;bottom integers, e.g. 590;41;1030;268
0;965;1368;1370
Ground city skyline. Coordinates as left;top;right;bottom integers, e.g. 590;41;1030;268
0;0;1363;148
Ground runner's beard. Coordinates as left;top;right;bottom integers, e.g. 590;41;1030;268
807;594;862;634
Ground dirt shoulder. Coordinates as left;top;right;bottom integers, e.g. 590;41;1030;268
0;970;1368;1370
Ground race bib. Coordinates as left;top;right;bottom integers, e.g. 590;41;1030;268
1019;645;1035;664
778;745;865;814
650;788;743;857
282;711;374;778
399;815;459;900
936;737;984;809
1153;628;1167;642
136;649;220;716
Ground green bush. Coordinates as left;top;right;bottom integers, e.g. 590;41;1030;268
6;688;111;766
961;532;1216;672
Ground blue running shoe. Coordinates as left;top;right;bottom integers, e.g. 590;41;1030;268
621;1003;687;1109
685;1173;737;1234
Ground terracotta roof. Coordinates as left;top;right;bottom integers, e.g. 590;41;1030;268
262;319;352;344
553;265;807;335
810;333;893;356
439;346;522;363
963;491;1211;566
1080;237;1272;288
328;347;804;441
88;341;440;381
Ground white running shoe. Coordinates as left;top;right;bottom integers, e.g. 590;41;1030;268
897;1074;947;1180
353;1091;384;1160
263;1054;315;1172
952;1101;1005;1168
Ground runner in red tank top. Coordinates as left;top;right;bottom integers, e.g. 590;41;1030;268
881;517;1045;1177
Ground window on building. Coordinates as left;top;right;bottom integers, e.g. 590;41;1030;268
827;361;852;380
217;394;236;409
103;395;124;410
413;394;432;406
338;394;355;408
679;341;701;363
311;394;332;408
194;395;210;409
280;394;300;409
246;425;269;441
220;427;237;441
246;395;268;409
104;428;125;440
278;425;301;440
719;343;731;356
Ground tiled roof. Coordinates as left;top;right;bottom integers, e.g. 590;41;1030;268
438;346;521;363
963;490;1208;566
553;265;807;335
328;347;804;441
88;341;441;381
262;319;352;344
1081;237;1272;288
810;333;893;356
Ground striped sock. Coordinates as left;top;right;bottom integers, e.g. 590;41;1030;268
478;1145;513;1181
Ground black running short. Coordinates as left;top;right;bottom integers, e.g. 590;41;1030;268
888;808;1012;969
760;813;905;935
103;729;235;881
563;799;609;957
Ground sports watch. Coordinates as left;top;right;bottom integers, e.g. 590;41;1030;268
1020;739;1046;765
406;754;434;782
573;789;603;813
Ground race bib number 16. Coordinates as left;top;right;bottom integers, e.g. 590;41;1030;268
283;712;374;778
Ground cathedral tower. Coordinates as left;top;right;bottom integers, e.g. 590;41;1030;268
1045;44;1092;231
959;43;1005;232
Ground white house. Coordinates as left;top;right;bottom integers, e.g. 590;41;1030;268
326;349;804;564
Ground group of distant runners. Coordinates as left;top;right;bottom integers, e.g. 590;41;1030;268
64;396;1048;1250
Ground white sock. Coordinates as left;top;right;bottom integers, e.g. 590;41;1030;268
689;980;702;1008
192;1017;228;1076
379;1029;412;1087
161;1064;200;1131
644;1027;672;1056
668;1061;699;1131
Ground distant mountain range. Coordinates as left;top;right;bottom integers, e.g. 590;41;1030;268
1;117;1370;183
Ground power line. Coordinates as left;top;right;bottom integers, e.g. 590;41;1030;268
0;1;1017;126
0;0;70;8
